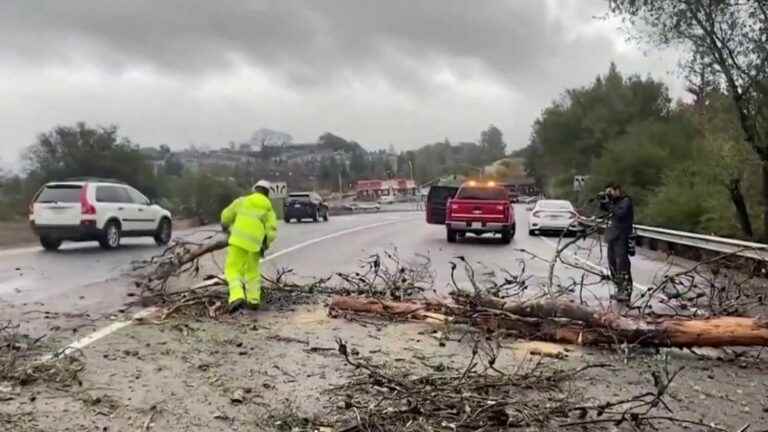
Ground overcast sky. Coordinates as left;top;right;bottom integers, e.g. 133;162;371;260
0;0;684;167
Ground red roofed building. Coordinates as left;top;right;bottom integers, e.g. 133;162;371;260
355;178;417;201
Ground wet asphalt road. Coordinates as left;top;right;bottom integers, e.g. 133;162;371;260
0;206;681;324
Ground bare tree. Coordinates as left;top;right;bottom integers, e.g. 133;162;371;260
609;0;768;238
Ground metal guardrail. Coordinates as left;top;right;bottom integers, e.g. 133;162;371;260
580;216;768;261
633;225;768;261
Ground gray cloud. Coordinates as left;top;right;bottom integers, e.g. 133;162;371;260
0;0;683;164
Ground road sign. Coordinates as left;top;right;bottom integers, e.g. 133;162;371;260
269;182;288;198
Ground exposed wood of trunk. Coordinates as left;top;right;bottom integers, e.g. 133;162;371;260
329;296;433;319
329;296;768;348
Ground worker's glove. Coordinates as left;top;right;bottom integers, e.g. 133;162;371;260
221;224;230;234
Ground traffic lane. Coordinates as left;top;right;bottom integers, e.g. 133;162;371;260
264;215;610;299
41;212;671;357
0;213;419;338
0;213;417;332
512;205;615;298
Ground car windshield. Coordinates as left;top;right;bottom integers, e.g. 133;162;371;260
538;201;573;211
456;187;507;201
36;185;82;203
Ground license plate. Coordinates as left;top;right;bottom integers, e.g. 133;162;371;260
294;204;301;208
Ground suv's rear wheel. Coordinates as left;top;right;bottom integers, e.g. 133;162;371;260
100;221;121;250
40;237;62;251
154;218;172;246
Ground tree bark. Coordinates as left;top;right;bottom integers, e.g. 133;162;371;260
146;236;229;282
727;178;753;238
329;296;768;348
178;237;229;266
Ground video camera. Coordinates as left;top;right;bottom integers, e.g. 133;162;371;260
589;191;610;204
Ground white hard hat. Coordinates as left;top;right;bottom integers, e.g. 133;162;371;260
253;180;272;192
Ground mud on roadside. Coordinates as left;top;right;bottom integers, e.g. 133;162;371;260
3;296;767;432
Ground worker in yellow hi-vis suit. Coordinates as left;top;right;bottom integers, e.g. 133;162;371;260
221;180;278;312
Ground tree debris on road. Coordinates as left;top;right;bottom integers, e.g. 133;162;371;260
0;321;84;390
317;338;731;431
133;238;433;321
119;229;768;430
132;229;768;350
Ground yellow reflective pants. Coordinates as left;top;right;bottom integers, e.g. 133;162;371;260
225;245;262;306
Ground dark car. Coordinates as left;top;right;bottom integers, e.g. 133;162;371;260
284;192;329;223
425;185;459;225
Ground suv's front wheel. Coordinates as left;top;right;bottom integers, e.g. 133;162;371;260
155;218;172;246
40;237;62;251
99;221;121;250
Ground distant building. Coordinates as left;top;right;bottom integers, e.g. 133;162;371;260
355;178;417;201
269;143;347;165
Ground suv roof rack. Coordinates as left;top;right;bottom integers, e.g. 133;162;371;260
61;177;127;184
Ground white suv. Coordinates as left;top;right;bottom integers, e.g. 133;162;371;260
29;179;173;251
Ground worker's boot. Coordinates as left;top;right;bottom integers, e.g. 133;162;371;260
245;285;261;311
612;274;631;303
228;299;245;314
228;281;246;314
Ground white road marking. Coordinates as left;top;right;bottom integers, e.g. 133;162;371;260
0;228;211;258
538;236;649;292
47;217;415;357
40;307;158;362
0;245;45;258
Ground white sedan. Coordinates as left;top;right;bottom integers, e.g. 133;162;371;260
527;199;583;236
345;202;381;212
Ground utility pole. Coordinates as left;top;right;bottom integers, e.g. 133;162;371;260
338;170;343;194
408;160;414;181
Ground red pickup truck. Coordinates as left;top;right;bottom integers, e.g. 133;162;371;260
427;182;516;244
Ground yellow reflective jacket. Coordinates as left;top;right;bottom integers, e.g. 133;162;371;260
221;192;278;252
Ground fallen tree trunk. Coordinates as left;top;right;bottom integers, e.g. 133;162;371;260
152;237;228;278
137;235;229;293
173;237;229;268
329;296;768;348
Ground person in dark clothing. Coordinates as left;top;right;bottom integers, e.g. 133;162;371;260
600;183;634;302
